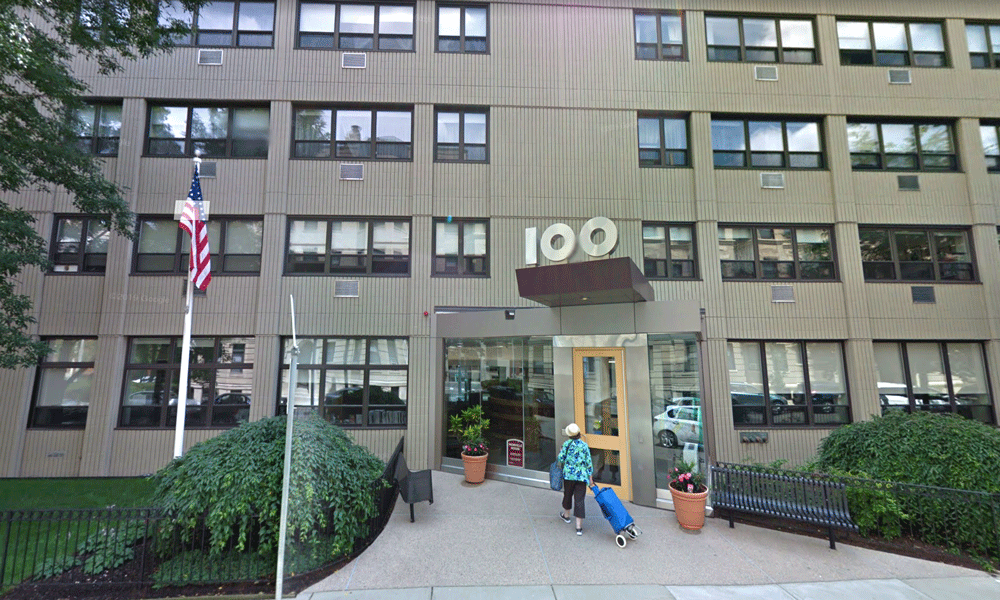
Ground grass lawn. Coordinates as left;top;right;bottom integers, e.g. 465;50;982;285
0;477;156;510
0;477;157;587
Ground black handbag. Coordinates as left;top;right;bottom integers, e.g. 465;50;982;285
549;461;564;491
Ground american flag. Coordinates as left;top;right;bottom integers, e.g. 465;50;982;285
179;165;211;290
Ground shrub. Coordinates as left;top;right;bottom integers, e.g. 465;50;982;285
815;412;1000;565
150;416;384;565
815;411;1000;492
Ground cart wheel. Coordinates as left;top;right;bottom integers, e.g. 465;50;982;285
615;534;627;548
632;524;643;537
626;525;638;539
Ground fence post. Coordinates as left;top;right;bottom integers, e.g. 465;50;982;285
0;511;12;588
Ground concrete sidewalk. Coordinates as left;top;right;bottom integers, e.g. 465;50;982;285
298;471;999;600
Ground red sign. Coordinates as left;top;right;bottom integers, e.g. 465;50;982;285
506;439;524;467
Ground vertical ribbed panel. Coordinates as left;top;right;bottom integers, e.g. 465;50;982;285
7;0;1000;477
21;431;84;477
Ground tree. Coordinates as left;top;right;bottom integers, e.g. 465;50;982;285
0;0;206;368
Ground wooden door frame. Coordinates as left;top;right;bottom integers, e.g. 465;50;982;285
572;347;631;501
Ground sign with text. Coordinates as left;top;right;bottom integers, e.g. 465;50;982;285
524;216;618;266
506;439;525;467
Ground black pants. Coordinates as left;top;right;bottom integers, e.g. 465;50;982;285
562;479;587;519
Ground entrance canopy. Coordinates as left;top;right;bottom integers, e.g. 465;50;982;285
516;257;655;307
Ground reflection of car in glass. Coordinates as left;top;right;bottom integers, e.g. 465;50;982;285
125;390;177;405
653;406;701;448
730;391;787;412
213;393;251;425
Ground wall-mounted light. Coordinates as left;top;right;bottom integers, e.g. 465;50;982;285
504;309;515;320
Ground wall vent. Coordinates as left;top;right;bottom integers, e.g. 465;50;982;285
771;285;795;303
911;286;935;304
197;49;224;65
760;172;785;189
888;69;912;84
199;161;217;178
897;174;919;191
754;65;778;81
334;280;360;298
342;53;367;69
340;163;364;180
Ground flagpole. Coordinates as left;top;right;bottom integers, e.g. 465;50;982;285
173;156;202;459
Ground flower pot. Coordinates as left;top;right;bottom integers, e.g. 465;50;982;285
461;452;489;483
669;485;708;530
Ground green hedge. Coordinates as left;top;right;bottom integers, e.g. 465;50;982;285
150;416;384;567
814;412;1000;566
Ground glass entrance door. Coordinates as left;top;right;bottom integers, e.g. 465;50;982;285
572;348;631;501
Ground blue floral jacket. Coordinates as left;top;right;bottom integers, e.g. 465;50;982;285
558;438;593;482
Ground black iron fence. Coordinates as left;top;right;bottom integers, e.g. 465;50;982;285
714;462;1000;566
0;474;399;594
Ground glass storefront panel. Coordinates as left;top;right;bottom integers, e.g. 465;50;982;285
444;337;555;471
648;334;703;491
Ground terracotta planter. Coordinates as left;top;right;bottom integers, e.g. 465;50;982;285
461;452;489;483
669;485;709;530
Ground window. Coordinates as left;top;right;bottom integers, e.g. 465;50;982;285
705;15;816;63
642;223;696;279
966;23;1000;68
293;106;412;160
875;342;994;424
297;2;414;50
711;118;823;168
638;114;689;167
435;108;487;162
134;217;263;274
634;11;685;60
847;121;957;171
158;0;275;47
859;227;974;282
286;218;410;275
146;105;269;158
981;122;1000;171
159;0;274;48
433;218;488;277
719;225;835;280
438;4;487;53
728;340;850;427
837;20;947;67
278;337;408;428
120;337;255;428
73;103;121;155
29;339;97;429
50;216;110;273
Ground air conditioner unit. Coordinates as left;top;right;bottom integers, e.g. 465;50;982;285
771;285;794;303
340;163;364;180
335;280;360;297
760;172;785;189
888;69;912;84
197;49;224;66
342;53;367;69
754;65;778;81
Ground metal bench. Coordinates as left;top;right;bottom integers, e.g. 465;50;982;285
389;437;433;523
711;462;858;549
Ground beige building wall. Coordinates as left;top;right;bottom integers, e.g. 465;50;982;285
4;0;1000;476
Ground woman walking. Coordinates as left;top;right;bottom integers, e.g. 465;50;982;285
557;422;593;535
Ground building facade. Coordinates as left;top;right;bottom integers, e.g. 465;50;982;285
4;0;1000;509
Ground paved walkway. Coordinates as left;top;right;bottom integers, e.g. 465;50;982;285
298;471;999;600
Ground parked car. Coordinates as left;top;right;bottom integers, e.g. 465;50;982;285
653;405;701;448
